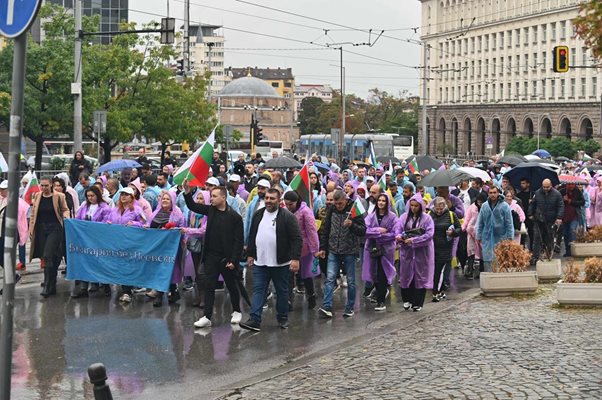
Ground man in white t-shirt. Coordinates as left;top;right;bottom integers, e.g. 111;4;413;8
240;188;302;332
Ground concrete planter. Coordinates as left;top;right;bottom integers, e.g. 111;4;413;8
536;259;562;282
480;271;538;297
556;282;602;305
570;242;602;257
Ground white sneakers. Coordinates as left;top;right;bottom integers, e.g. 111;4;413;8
194;316;212;328
230;311;242;325
194;313;241;328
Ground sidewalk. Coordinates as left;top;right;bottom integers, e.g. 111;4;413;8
218;285;602;400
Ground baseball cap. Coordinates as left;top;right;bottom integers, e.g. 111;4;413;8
257;179;271;189
228;174;241;182
206;177;220;186
366;176;375;182
0;181;8;189
120;187;135;196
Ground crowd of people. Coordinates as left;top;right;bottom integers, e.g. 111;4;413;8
0;148;599;332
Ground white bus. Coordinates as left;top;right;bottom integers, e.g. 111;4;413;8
392;135;415;160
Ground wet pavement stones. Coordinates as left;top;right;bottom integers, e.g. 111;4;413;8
219;286;602;400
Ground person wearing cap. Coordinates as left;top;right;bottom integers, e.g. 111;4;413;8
0;180;7;209
244;178;271;244
227;181;247;223
182;180;244;329
228;174;249;202
29;176;71;297
107;186;145;304
365;175;375;192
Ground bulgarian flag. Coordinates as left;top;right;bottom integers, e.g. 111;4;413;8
377;173;387;191
349;197;366;219
408;158;419;175
22;171;40;205
173;127;216;187
287;163;312;209
367;141;378;168
0;152;8;172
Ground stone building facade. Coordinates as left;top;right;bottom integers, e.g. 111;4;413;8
419;0;601;156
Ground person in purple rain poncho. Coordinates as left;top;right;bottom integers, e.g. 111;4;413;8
71;186;112;298
107;187;145;304
283;190;320;310
145;190;185;307
396;193;435;312
363;193;398;312
182;189;210;306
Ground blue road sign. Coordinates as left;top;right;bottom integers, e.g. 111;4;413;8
0;0;42;38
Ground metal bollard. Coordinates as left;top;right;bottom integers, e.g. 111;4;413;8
88;363;114;400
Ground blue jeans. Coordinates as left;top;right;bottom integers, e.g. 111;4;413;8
18;244;26;266
322;253;356;311
563;220;579;255
249;265;290;325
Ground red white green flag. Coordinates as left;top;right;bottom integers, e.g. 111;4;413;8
408;158;419;175
349;197;366;219
173;127;216;187
22;171;40;205
287;163;312;208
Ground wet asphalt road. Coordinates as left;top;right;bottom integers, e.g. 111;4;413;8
8;266;479;400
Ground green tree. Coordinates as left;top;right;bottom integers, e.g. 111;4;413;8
298;96;324;135
574;1;602;61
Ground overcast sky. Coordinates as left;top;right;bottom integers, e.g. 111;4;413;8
129;0;422;99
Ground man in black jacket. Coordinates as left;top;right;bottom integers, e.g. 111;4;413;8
529;178;564;262
183;181;244;329
317;189;366;318
240;188;302;331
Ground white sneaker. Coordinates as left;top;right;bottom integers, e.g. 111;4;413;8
403;302;412;310
230;311;242;325
341;276;348;288
194;316;212;328
119;294;132;303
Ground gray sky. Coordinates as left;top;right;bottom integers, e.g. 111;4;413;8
129;0;422;99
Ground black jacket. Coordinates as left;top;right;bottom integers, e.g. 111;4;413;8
320;200;366;255
183;192;243;264
247;207;302;265
529;187;564;224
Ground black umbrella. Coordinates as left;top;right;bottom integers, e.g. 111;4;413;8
417;169;474;187
377;155;401;164
497;154;528;166
405;155;443;171
234;268;251;306
504;162;560;191
554;156;570;163
263;156;302;169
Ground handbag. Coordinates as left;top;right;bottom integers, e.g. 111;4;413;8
518;222;527;235
186;237;203;253
369;240;384;258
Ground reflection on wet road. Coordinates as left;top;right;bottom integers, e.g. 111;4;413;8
10;268;478;399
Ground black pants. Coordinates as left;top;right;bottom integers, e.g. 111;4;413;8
375;258;388;303
288;275;314;303
433;260;447;294
400;280;426;307
524;218;535;250
456;231;468;268
203;253;241;320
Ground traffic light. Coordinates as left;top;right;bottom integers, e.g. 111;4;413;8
176;59;184;76
250;118;256;145
255;125;263;143
553;46;569;73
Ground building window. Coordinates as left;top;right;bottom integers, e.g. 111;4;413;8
499;32;504;48
524;82;528;99
515;82;520;98
523;27;529;45
507;56;511;74
560;79;565;98
477;36;482;52
484;34;489;51
284;82;292;88
492;58;496;75
551;22;557;41
542;52;547;71
524;55;529;72
272;82;279;87
471;37;475;53
507;30;512;48
581;77;587;98
551;80;556;98
582;47;589;65
477;60;482;76
532;26;538;43
515;29;520;46
500;83;504;100
541;79;546;98
516;55;520;74
532;80;537;98
560;21;566;40
571;47;576;67
592;77;597;99
541;24;547;42
533;53;538;69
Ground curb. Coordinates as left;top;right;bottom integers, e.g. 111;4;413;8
210;287;482;400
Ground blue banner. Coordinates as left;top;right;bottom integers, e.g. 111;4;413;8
65;219;181;292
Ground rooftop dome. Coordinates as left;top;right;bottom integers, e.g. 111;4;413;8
219;76;281;98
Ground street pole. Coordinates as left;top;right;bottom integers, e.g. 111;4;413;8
421;43;429;155
339;47;345;164
73;0;83;153
1;33;26;400
184;0;190;73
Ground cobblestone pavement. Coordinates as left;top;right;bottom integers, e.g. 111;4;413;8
219;286;602;400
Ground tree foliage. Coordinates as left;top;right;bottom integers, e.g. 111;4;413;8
505;136;600;158
574;1;602;61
